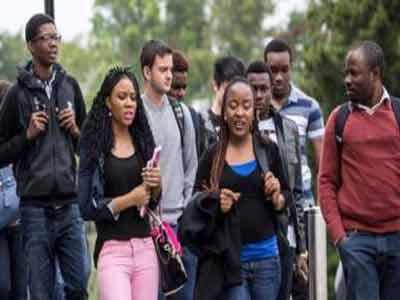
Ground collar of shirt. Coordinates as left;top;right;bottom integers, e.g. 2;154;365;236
350;87;390;115
142;93;168;110
272;83;297;110
29;65;57;99
287;83;300;104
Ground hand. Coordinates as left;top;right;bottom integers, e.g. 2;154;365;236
336;235;349;247
142;166;161;189
58;108;79;137
131;184;151;207
220;188;240;213
264;172;281;203
296;252;308;276
26;111;48;140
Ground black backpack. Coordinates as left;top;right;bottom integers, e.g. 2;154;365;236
168;97;185;148
334;97;400;177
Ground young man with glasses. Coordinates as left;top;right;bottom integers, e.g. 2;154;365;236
0;13;88;300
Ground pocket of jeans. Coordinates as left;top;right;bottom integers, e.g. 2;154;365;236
337;231;358;253
143;237;155;250
99;240;123;258
20;206;46;223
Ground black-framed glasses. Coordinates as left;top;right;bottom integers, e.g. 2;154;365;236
33;33;62;43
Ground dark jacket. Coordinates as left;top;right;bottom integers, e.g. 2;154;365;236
180;133;291;300
178;191;241;300
78;140;159;223
77;152;115;223
188;106;206;159
201;104;306;253
264;107;306;254
0;62;86;204
200;108;220;150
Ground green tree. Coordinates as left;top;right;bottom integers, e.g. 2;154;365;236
86;0;165;107
296;0;400;114
164;0;209;50
59;40;95;91
164;0;214;99
92;0;163;70
0;32;28;81
211;0;274;63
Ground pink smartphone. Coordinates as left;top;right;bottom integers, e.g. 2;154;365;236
140;146;162;217
146;145;162;168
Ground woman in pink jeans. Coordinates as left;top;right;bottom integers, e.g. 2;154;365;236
78;67;160;300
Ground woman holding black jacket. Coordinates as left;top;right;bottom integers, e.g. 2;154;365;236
180;77;290;300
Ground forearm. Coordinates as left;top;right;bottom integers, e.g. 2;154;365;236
0;133;30;168
109;188;142;215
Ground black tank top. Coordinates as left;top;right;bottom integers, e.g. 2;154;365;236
220;163;276;244
94;152;151;265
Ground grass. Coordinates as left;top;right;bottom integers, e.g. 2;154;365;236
87;223;99;300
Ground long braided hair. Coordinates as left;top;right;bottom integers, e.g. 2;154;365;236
80;66;155;168
209;77;256;190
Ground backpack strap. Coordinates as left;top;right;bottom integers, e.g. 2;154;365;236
253;133;270;174
168;97;185;148
334;102;351;184
390;97;400;131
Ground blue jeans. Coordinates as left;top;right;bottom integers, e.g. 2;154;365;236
338;230;400;300
225;256;281;300
54;224;91;300
0;224;27;300
21;203;88;300
159;224;197;300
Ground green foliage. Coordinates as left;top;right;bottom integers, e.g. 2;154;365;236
211;0;273;63
288;0;400;115
327;240;339;300
89;0;275;101
59;40;96;93
0;32;97;106
91;0;163;76
163;0;214;100
0;32;29;81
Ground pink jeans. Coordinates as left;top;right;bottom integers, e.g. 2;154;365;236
97;237;159;300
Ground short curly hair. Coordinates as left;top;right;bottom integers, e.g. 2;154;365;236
172;50;189;73
350;40;385;77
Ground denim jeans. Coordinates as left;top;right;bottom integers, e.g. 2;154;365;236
338;230;400;300
159;223;197;300
54;224;91;300
21;203;88;300
0;224;28;300
225;256;281;300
